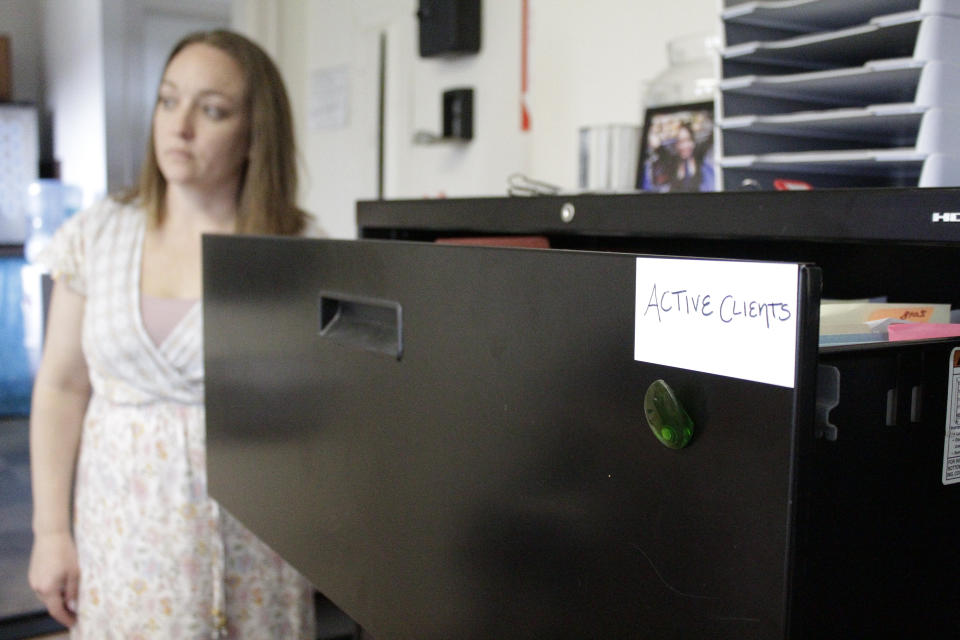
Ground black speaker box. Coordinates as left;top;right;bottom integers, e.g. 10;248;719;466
417;0;481;57
442;88;473;140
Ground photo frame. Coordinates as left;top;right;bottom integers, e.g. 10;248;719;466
636;100;716;193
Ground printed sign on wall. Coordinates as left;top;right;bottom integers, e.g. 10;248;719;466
635;257;800;388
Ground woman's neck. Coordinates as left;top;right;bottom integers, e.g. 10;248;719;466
162;183;239;235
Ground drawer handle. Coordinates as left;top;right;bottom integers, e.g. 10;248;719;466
319;292;403;360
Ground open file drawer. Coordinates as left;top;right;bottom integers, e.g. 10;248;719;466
202;233;960;639
803;338;960;637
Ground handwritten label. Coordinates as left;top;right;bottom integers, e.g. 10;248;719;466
867;307;936;323
635;257;800;388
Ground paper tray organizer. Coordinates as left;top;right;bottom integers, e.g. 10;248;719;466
718;0;960;189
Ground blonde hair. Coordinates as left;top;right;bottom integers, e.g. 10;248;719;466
124;30;305;235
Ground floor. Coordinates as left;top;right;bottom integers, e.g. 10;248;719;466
0;417;39;622
11;609;355;639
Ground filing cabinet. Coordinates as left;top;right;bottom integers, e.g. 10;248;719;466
204;188;960;638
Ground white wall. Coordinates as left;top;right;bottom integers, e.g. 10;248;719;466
385;0;529;200
237;0;411;240
527;1;719;189
303;0;386;239
25;0;720;234
43;0;108;204
39;0;231;205
250;0;720;239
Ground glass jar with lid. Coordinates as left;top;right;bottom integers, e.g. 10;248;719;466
643;33;719;109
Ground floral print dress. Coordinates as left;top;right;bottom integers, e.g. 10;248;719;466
42;199;315;639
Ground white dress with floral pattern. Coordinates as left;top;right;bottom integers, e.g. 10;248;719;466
41;198;315;639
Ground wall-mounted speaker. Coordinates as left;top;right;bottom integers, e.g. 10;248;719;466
417;0;481;58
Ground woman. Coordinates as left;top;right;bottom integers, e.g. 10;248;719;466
28;30;316;638
669;122;714;193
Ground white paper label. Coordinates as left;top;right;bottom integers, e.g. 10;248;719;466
942;347;960;485
634;257;800;388
309;66;350;131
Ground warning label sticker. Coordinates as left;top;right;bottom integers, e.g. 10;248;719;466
942;348;960;485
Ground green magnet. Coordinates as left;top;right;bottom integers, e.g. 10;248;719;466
644;379;694;449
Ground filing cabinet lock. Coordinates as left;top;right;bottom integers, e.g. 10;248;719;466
644;379;694;449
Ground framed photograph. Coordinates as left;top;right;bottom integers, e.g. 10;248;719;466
636;101;716;193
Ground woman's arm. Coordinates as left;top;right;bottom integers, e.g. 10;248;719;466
28;279;91;626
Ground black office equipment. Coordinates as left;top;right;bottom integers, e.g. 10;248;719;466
417;0;481;57
442;88;473;140
204;188;960;639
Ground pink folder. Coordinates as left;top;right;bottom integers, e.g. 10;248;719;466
888;323;960;342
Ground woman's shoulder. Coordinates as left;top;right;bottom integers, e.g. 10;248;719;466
300;212;327;238
43;197;147;261
36;196;144;284
68;196;146;234
91;195;145;219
